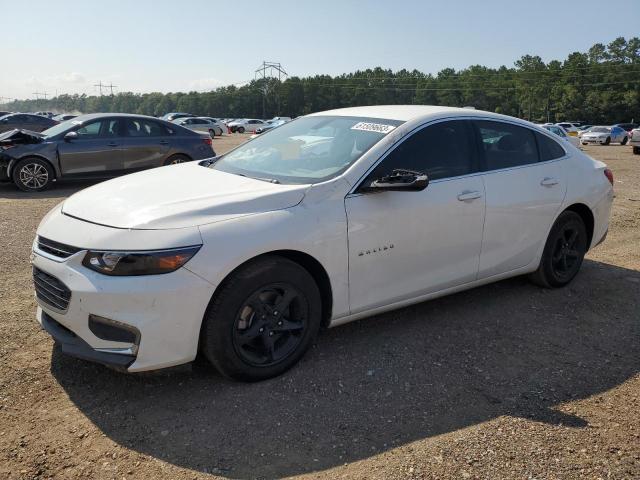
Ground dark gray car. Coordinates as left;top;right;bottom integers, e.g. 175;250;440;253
0;113;58;133
0;113;215;191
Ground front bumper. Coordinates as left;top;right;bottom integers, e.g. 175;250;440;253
32;246;215;372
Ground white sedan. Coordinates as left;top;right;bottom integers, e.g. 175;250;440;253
228;118;267;133
581;126;629;145
173;117;225;137
539;124;580;148
32;106;613;381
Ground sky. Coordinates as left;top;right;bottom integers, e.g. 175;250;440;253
2;0;639;100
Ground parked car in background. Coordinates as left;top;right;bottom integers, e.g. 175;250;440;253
539;124;580;148
613;123;638;136
0;113;214;191
577;125;593;138
161;112;196;122
0;113;58;133
174;117;225;137
34;111;56;118
268;116;292;123
254;119;287;135
0;111;12;117
581;126;629;145
555;122;580;136
53;114;78;122
630;128;640;154
228;118;267;133
30;105;612;381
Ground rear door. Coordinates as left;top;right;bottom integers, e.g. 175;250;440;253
120;118;172;170
58;118;124;176
474;120;567;278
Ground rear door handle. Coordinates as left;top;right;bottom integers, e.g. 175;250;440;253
159;140;169;145
457;190;482;202
540;177;559;187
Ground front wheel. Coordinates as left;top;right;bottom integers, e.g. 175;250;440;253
163;154;190;166
208;129;215;138
12;157;54;192
200;256;322;381
604;137;611;145
621;136;628;145
529;211;588;288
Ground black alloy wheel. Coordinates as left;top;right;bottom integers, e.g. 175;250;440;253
530;211;587;288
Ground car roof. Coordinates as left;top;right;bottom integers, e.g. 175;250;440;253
306;105;511;123
72;113;169;123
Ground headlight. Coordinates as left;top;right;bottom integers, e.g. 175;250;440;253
82;246;201;276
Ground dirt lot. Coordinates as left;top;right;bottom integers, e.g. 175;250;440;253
0;137;638;480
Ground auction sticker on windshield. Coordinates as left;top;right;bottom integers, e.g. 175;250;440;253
351;122;396;134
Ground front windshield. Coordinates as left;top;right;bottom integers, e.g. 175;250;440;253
590;127;610;133
212;115;403;184
41;120;77;138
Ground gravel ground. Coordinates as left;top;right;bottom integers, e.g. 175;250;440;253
0;138;638;480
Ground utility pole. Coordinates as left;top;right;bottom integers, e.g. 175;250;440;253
106;82;118;96
94;81;105;96
254;61;288;118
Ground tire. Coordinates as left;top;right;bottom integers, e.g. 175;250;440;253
529;211;588;288
633;146;640;155
200;256;322;381
621;136;628;145
208;129;215;138
581;142;587;145
12;157;54;192
604;137;611;145
163;154;190;166
237;126;245;134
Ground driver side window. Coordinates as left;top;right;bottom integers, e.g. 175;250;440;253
363;120;476;186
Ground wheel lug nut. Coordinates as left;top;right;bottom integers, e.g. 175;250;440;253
269;331;274;336
259;327;264;332
278;321;282;326
273;310;278;315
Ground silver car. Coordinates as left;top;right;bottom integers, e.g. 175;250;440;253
174;117;225;137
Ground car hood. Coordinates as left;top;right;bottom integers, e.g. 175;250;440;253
584;132;608;137
61;162;308;230
0;128;44;146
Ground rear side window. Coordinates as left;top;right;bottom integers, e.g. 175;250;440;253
476;120;538;171
536;132;566;161
364;120;476;183
126;119;171;137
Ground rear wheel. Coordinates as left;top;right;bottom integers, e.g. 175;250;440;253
529;211;588;288
604;137;611;145
208;129;215;138
163;154;190;166
12;157;54;192
200;256;322;381
237;126;245;134
633;146;640;155
621;136;628;145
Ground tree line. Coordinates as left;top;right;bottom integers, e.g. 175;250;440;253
3;37;639;124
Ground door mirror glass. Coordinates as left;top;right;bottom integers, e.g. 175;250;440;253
64;131;79;141
365;169;429;192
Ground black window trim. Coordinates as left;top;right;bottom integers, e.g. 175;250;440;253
349;115;569;195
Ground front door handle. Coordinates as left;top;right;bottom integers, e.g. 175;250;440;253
457;190;482;202
540;177;559;187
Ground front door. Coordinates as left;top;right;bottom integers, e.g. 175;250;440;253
58;118;123;176
345;120;486;314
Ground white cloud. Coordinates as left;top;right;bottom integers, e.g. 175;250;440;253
188;77;225;91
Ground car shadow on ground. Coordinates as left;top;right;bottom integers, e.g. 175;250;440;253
0;180;100;199
50;259;640;479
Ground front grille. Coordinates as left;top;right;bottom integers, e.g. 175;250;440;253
36;236;82;259
33;267;71;312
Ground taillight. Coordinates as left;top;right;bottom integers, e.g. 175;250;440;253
604;168;614;186
203;138;212;146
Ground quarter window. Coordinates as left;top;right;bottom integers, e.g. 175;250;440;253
536;132;566;161
363;120;476;184
476;120;538;170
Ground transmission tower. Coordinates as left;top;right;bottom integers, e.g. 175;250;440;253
254;61;288;118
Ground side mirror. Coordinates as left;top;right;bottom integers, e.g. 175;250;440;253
364;169;429;192
64;131;78;142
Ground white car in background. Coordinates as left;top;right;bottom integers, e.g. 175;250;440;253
228;118;267;133
173;117;225;137
629;128;640;154
31;106;613;381
539;124;580;148
555;122;580;136
581;126;629;145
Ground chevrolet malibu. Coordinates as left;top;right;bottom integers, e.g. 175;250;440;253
32;106;613;381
